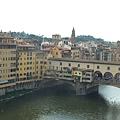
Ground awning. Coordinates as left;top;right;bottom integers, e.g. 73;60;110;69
0;80;8;84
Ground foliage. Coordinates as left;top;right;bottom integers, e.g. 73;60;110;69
6;31;52;42
76;35;104;43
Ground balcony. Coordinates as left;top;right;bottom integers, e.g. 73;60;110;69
62;72;72;77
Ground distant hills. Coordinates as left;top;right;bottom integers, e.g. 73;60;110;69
5;31;116;46
76;35;104;43
5;31;52;42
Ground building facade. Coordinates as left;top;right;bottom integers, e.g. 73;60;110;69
0;35;17;86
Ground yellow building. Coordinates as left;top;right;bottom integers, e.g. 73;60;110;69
16;40;36;82
36;52;53;80
0;35;17;86
73;70;82;82
73;68;93;83
51;46;71;58
51;47;61;58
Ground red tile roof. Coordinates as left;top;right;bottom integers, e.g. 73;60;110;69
68;37;75;41
17;44;35;47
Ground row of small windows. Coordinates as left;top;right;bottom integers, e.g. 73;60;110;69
19;52;32;56
17;61;47;65
0;69;16;73
49;61;120;71
18;57;33;60
0;74;16;78
0;45;16;49
17;66;43;70
0;57;16;61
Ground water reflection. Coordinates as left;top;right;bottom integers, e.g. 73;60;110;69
0;85;120;120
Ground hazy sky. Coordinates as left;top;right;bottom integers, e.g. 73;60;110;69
0;0;120;41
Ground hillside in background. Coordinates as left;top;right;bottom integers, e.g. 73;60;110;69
76;35;104;43
5;31;52;42
5;31;116;46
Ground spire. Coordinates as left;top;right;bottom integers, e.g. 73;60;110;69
73;27;75;31
71;27;75;38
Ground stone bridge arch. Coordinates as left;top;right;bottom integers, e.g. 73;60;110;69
93;71;102;80
36;79;76;90
104;72;113;81
114;73;120;82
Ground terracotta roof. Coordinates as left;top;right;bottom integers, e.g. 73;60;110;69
0;43;16;45
16;40;23;42
42;48;51;51
17;44;35;47
42;44;56;47
68;37;75;41
0;36;14;39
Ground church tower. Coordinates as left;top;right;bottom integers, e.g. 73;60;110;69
71;27;75;38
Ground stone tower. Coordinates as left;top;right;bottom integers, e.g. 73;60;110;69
71;27;75;38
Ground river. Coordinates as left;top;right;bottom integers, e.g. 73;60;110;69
0;85;120;120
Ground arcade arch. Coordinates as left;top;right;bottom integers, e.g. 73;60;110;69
114;73;120;82
104;72;113;81
93;71;102;80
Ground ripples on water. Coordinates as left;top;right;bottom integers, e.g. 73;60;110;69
99;85;120;120
0;85;120;120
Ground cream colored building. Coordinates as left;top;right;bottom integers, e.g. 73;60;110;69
71;47;80;59
47;58;120;79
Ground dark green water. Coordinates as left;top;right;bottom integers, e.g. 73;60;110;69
0;85;120;120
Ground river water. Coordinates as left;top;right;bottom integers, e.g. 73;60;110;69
0;85;120;120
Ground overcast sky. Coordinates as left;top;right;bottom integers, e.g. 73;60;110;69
0;0;120;41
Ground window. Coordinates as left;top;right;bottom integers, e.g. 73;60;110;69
78;64;80;67
97;66;99;69
0;38;2;43
0;64;2;67
107;67;110;70
68;63;71;66
87;65;89;68
44;62;47;64
60;62;62;65
40;71;42;75
40;61;43;64
119;68;120;71
56;52;58;55
49;61;51;64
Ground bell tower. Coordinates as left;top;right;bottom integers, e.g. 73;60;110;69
71;27;75;38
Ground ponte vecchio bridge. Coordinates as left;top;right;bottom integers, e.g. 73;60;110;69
40;58;120;95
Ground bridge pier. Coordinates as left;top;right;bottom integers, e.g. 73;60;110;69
75;82;99;95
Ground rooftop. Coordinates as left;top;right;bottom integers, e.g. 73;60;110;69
48;58;120;65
